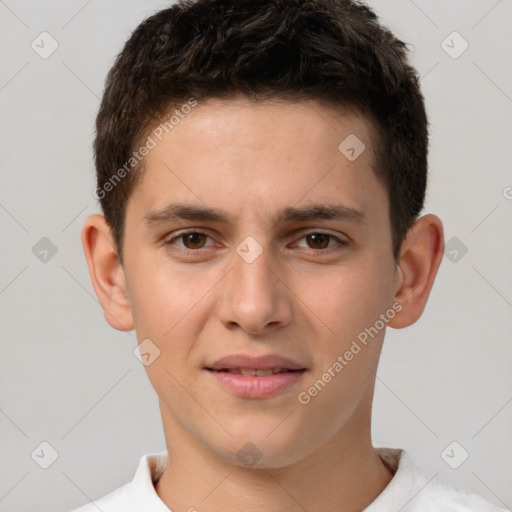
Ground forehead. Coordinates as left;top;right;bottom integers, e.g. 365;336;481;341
128;97;387;228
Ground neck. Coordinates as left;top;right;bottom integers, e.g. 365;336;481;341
155;412;394;512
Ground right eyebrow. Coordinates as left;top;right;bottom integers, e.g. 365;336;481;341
143;203;232;227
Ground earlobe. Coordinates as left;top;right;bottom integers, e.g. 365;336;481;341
81;214;135;332
388;214;444;329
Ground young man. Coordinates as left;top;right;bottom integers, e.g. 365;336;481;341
74;0;506;510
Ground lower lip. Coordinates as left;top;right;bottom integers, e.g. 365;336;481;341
206;370;306;398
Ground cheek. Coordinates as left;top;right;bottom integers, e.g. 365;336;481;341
126;253;215;340
293;265;388;425
295;260;389;341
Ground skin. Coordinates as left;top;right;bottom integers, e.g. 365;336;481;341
82;97;444;512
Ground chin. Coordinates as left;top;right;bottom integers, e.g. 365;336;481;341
210;420;309;469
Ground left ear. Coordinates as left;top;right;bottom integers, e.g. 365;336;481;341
388;214;444;329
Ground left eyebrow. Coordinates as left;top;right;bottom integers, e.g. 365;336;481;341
277;204;368;224
143;202;368;228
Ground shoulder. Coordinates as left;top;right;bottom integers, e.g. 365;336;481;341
371;447;509;512
69;452;169;512
69;481;134;512
410;472;509;512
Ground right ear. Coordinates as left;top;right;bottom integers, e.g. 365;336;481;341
81;214;134;331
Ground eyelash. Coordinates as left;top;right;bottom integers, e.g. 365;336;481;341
165;230;348;254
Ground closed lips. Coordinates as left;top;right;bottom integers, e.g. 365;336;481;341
206;354;307;373
208;368;302;376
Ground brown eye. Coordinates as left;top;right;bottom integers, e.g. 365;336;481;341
293;232;347;252
181;232;208;249
305;233;331;249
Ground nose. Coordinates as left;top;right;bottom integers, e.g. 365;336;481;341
216;240;293;336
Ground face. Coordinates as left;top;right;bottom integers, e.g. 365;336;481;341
121;98;400;468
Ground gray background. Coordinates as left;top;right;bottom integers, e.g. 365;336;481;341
1;1;511;511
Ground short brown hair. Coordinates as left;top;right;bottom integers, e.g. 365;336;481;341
94;0;428;262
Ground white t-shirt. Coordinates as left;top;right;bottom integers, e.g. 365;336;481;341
70;447;509;511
